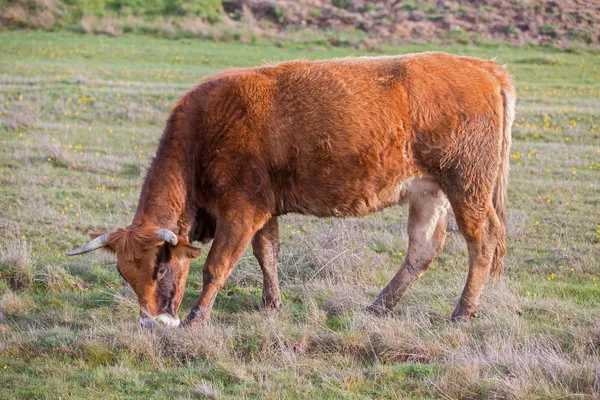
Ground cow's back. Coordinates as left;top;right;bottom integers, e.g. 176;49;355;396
190;53;510;218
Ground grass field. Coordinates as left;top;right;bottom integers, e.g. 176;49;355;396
0;31;599;399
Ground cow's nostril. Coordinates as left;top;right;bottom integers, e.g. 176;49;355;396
139;317;155;330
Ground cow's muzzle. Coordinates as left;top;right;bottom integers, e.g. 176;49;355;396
139;313;180;329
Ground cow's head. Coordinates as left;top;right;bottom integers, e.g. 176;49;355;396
67;227;201;327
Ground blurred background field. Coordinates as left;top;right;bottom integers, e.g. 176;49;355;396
0;1;599;398
1;0;600;49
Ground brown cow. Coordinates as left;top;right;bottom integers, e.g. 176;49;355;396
67;52;515;328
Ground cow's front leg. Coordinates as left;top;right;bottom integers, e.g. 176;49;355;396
252;216;282;309
183;203;268;327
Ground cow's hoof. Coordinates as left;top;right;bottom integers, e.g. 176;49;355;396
366;302;390;317
451;305;477;321
260;296;282;310
180;317;206;329
180;307;209;328
139;317;156;330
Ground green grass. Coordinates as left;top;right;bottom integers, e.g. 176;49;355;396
0;0;225;25
0;31;599;399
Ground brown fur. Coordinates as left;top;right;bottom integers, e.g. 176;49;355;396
72;51;515;324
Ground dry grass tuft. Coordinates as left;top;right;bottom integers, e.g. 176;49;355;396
159;323;234;362
39;264;80;292
0;238;35;290
79;322;164;367
308;328;371;362
592;319;600;348
437;335;600;398
478;280;524;317
0;291;35;317
322;285;370;315
191;380;221;399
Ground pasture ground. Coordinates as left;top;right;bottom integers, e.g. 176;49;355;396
0;32;599;399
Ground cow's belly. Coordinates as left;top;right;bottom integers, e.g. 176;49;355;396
279;168;420;218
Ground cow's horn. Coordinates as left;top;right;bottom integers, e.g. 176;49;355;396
66;233;109;256
157;229;178;245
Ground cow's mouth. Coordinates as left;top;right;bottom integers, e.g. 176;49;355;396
139;313;180;329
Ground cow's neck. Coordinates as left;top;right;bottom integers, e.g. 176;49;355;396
130;134;193;236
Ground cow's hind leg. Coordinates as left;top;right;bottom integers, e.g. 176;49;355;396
183;200;268;326
252;216;282;309
437;121;506;320
449;199;502;320
368;179;450;314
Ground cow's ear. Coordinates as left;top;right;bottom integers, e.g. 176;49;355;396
182;244;201;259
171;238;201;259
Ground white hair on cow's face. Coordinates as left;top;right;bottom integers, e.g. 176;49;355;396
156;313;180;327
139;313;180;329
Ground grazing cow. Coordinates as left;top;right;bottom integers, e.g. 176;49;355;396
67;52;515;328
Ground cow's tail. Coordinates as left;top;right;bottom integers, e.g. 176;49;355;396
490;81;516;280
